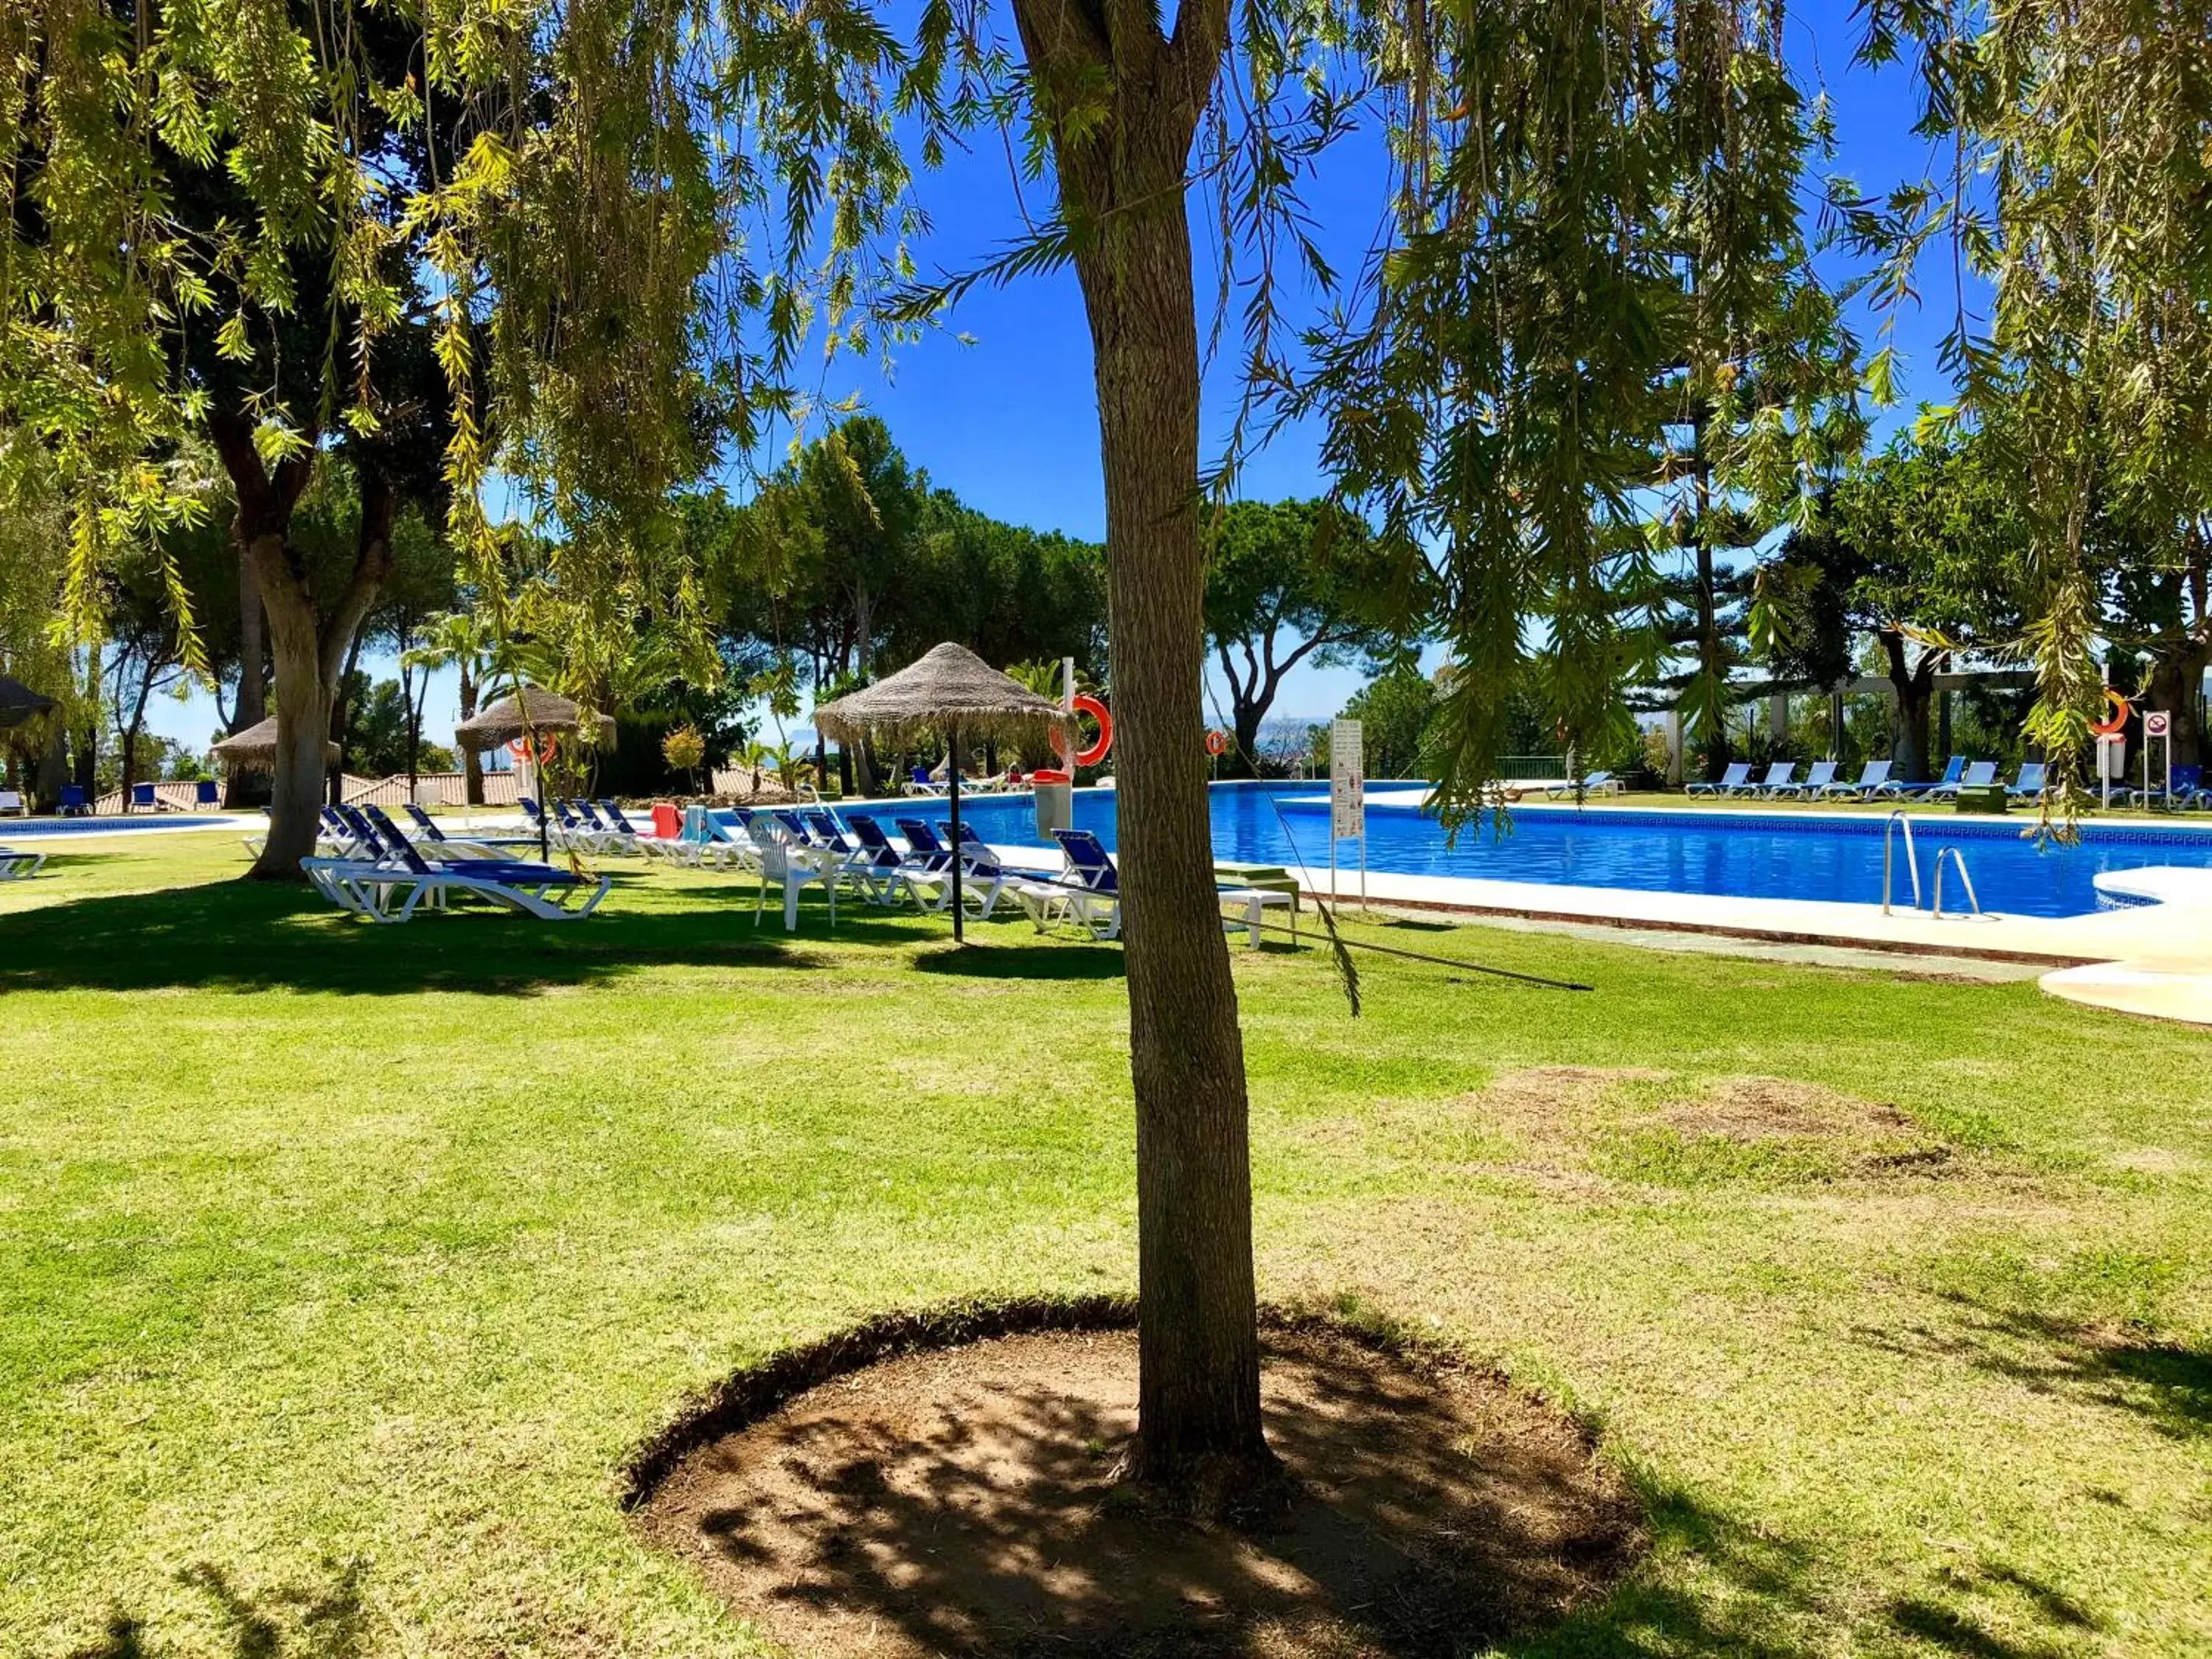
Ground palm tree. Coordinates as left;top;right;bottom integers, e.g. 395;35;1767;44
401;611;495;804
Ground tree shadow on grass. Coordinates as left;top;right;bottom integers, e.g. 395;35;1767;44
911;938;1127;980
1497;1483;1824;1658
0;872;1026;999
1851;1294;2211;1444
69;1559;366;1659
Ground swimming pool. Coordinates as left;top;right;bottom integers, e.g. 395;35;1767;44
861;782;2212;919
1;814;229;837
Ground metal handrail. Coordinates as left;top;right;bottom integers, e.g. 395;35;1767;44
1932;845;1992;920
1882;812;1921;914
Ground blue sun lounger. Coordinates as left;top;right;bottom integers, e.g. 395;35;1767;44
1877;755;1965;799
1686;762;1752;797
1819;760;1891;799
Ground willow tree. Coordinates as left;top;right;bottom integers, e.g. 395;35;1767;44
0;0;863;873
1853;0;2212;823
4;0;1833;1515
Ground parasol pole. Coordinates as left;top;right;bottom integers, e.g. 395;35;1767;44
948;720;965;944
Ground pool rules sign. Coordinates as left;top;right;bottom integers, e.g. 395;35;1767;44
1330;717;1367;907
1330;719;1366;839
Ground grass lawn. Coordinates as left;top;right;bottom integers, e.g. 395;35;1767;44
4;832;2208;1658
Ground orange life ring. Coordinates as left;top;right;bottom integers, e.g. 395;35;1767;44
1204;728;1228;757
2090;689;2130;737
1071;694;1113;768
507;734;558;763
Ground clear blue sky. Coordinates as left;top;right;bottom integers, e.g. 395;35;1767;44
148;0;1963;757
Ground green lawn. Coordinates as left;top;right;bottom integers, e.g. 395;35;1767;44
3;832;2208;1658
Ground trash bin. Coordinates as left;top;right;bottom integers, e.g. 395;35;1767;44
1032;773;1074;839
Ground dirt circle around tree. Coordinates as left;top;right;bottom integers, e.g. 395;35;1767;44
630;1304;1644;1657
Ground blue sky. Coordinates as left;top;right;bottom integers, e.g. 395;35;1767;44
147;0;1964;758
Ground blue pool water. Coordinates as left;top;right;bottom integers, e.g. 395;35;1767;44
854;782;2212;919
1;814;227;838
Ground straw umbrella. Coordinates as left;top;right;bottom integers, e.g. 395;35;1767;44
213;716;341;769
455;686;616;860
452;684;616;749
813;642;1071;942
0;675;56;729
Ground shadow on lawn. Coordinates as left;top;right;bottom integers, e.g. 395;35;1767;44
0;872;1098;999
73;1560;367;1659
1854;1293;2211;1444
1498;1484;1823;1658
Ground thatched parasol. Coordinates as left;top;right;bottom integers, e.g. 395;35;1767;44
0;674;57;730
814;642;1072;942
453;685;616;749
212;715;341;770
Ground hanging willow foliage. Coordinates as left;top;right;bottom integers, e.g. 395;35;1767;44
0;0;969;637
1851;0;2212;831
3;0;1895;841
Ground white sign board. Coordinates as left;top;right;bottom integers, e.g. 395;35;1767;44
2146;710;2171;737
1330;718;1365;840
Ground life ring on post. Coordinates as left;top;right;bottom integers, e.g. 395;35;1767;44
1068;693;1113;768
507;734;559;765
2090;689;2131;737
1204;728;1229;757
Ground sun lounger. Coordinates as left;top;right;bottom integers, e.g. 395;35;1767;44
58;785;88;816
2118;761;2205;810
1686;762;1752;797
2005;762;2047;801
1013;827;1123;939
1775;760;1838;799
891;818;963;912
1737;762;1795;798
403;802;543;859
934;821;1023;919
129;782;159;812
302;814;609;922
1927;759;1994;801
1820;760;1891;799
0;844;46;880
845;813;942;904
1540;771;1621;800
1877;755;1965;799
0;789;26;816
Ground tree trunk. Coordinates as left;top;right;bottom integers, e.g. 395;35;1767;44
327;628;365;807
1042;32;1271;1503
460;663;484;805
1884;630;1938;782
212;414;396;880
226;538;267;808
2147;643;2209;771
1232;698;1263;777
35;723;67;813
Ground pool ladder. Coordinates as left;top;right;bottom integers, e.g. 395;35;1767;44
1882;811;1990;919
1881;812;1921;914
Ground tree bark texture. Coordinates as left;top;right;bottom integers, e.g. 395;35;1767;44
1013;0;1273;1508
209;414;394;880
225;538;268;808
1883;629;1939;783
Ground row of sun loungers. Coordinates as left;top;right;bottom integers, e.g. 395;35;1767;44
636;801;1124;936
1683;758;2053;803
301;803;610;922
